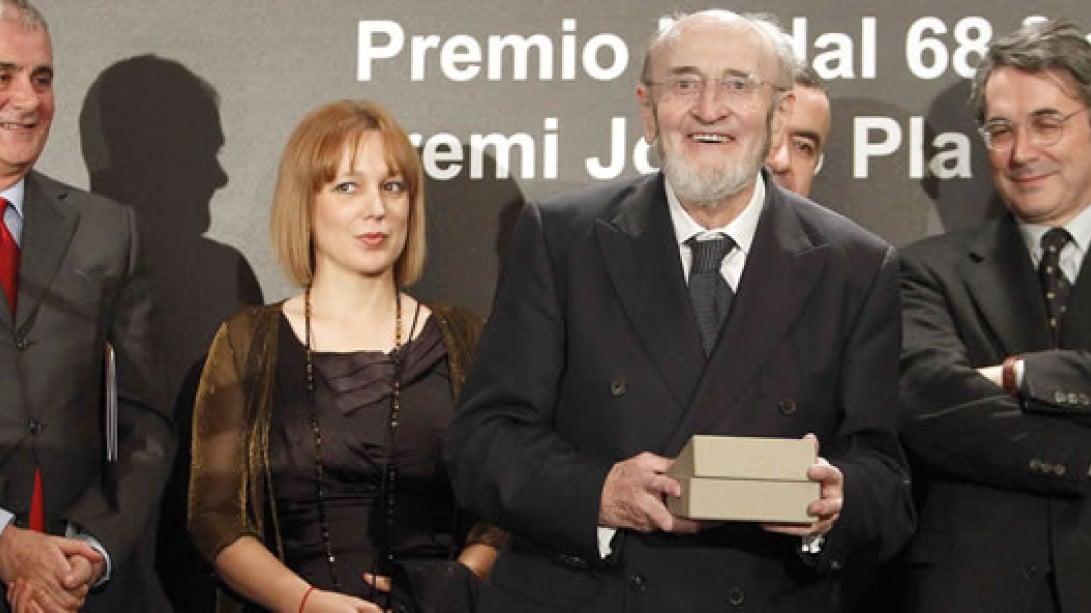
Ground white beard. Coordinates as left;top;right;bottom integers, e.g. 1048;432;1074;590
654;109;773;208
662;149;758;207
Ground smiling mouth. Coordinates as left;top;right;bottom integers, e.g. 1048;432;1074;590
0;120;37;130
1008;171;1050;184
690;133;732;144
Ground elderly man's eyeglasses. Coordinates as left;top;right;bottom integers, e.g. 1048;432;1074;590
979;107;1089;152
648;75;775;103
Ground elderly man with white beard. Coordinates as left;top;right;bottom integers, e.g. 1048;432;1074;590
445;9;914;612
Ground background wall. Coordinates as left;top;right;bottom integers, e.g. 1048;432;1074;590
29;1;1091;610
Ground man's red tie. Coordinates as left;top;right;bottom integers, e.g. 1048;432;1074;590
29;469;44;532
1;199;42;532
0;198;16;314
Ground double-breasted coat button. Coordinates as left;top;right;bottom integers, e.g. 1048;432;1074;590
27;418;42;435
778;398;797;415
1022;564;1039;580
557;554;588;570
610;378;628;397
727;586;745;606
628;573;647;592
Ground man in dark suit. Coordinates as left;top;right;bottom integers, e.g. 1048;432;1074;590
0;1;173;611
899;18;1091;613
445;10;913;612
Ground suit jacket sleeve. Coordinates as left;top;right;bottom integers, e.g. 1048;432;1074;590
899;249;1091;497
1021;350;1091;417
444;202;610;562
64;205;175;563
820;246;915;566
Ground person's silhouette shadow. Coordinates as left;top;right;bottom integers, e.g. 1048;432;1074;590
413;148;525;316
79;55;264;612
919;78;1007;232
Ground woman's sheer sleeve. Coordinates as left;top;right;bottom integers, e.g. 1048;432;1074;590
188;320;257;563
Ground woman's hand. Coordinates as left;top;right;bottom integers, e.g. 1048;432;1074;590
361;573;392;594
300;587;385;613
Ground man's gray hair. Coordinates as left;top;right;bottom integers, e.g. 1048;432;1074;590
0;0;48;31
640;10;794;91
970;18;1091;122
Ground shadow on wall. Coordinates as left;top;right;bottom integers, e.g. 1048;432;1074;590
79;55;265;613
810;95;937;247
919;78;1007;232
411;148;526;317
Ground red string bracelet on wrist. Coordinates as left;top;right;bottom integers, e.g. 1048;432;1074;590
299;585;317;613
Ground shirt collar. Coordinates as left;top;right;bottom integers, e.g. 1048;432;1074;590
666;172;765;257
1017;203;1091;259
0;178;25;218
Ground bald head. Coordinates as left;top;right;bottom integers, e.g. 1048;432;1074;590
0;0;47;31
640;10;793;91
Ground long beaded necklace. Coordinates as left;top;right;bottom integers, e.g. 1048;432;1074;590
304;286;403;594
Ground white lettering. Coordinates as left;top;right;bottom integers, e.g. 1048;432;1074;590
854;117;902;178
929;132;973;179
582;34;628;81
561;18;578;80
441;35;482;81
470;132;536;179
361;19;631;83
586;117;628;179
487;34;553;80
357;20;404;81
909;116;925;179
542;118;559;179
420;133;464;181
410;35;440;81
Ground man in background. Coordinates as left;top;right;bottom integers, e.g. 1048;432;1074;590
898;18;1091;613
765;64;831;198
0;1;173;611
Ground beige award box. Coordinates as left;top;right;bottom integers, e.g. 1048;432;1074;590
666;435;818;523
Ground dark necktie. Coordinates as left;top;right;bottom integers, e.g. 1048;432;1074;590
1039;227;1072;347
0;198;17;314
688;235;735;356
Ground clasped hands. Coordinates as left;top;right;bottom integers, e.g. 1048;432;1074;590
598;434;843;539
0;525;105;613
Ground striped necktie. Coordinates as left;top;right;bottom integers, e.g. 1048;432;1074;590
688;235;735;356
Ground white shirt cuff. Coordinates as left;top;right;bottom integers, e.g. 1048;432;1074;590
66;524;113;587
0;509;13;537
596;527;616;558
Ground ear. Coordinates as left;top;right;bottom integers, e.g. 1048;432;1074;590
768;89;796;155
637;83;658;145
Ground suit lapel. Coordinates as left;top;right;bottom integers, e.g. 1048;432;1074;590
960;216;1052;354
595;174;705;413
664;186;829;453
19;172;79;331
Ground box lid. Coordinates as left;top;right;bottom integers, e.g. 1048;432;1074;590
667;435;815;482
